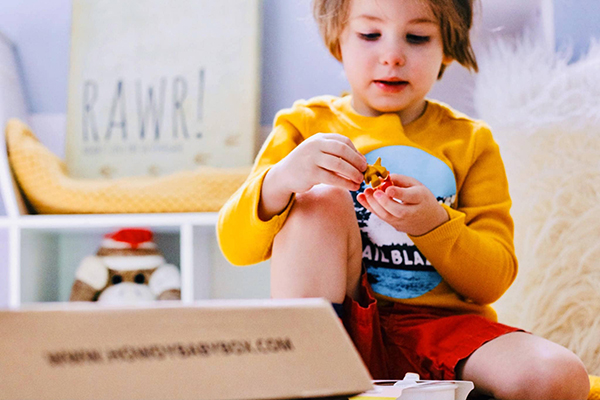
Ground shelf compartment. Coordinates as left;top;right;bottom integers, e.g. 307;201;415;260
19;226;182;304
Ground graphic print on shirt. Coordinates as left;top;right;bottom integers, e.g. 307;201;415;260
352;146;457;299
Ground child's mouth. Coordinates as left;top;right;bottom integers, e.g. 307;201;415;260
374;80;408;92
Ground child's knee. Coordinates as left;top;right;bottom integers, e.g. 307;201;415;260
541;353;590;400
277;184;358;244
499;351;589;400
293;184;355;219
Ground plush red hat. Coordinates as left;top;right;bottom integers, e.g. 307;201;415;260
97;228;165;271
103;228;153;249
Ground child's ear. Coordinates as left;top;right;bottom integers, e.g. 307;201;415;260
442;54;454;66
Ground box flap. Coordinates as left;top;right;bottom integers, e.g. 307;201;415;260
0;298;372;400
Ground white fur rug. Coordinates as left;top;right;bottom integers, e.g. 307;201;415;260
474;36;600;375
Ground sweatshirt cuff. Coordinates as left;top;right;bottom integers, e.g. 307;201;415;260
249;167;296;232
409;204;465;248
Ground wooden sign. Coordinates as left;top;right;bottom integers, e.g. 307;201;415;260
66;0;261;179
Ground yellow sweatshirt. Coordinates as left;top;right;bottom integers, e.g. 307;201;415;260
217;95;517;321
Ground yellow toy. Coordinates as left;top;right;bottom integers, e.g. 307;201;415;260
363;157;392;190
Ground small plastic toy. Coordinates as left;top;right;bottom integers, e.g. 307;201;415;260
364;157;393;191
352;372;474;400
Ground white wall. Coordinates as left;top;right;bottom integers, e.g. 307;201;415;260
553;0;600;61
0;0;543;129
0;0;71;114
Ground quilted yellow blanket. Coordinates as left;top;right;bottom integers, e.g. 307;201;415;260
5;119;250;214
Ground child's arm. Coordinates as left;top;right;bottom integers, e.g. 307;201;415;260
218;105;366;266
358;127;517;305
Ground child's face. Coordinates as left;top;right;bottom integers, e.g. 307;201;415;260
339;0;452;122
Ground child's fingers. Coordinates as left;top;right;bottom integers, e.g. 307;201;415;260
318;168;362;191
358;193;391;223
364;190;396;221
373;190;407;215
318;153;365;184
363;187;375;197
320;135;367;172
356;193;368;208
385;186;421;205
390;174;423;188
320;133;361;153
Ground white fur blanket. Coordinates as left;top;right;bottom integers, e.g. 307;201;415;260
474;36;600;375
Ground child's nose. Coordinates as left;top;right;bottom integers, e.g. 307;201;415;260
380;43;406;66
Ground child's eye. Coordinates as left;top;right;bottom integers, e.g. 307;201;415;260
358;33;381;41
406;34;430;44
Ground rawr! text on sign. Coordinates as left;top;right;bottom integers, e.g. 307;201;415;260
82;69;206;143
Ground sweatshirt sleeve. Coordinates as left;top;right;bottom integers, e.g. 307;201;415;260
409;126;518;305
217;107;307;266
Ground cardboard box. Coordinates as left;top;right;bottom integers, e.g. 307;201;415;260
0;298;372;400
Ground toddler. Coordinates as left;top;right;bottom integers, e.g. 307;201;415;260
217;0;590;398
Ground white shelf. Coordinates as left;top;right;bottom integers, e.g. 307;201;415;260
0;212;271;308
0;227;9;307
11;212;219;228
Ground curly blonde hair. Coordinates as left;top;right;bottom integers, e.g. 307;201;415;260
312;0;478;78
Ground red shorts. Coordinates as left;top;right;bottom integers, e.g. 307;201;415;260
342;272;522;380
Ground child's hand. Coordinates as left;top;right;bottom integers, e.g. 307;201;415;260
275;133;367;194
356;174;449;236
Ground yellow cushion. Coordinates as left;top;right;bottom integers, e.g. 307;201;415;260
5;119;250;214
590;375;600;400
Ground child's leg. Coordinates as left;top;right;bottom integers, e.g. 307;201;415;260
456;332;590;400
270;184;363;303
